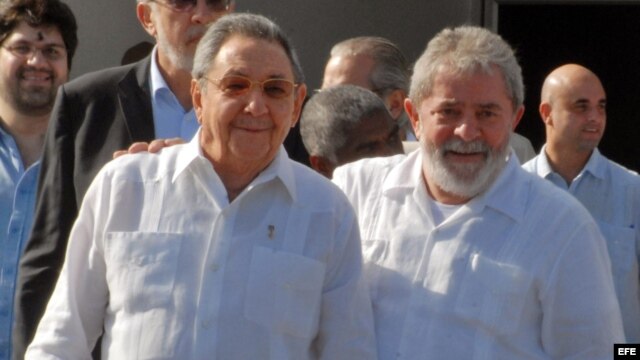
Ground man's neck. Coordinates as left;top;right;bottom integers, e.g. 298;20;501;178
0;105;48;167
156;52;193;110
544;144;592;186
423;173;471;205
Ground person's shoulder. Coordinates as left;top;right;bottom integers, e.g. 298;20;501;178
63;57;148;95
291;160;342;193
332;154;409;208
100;143;184;183
289;160;356;209
601;155;640;183
516;165;592;220
337;153;407;179
521;153;542;172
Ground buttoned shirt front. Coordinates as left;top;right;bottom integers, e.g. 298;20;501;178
0;125;40;360
26;133;376;359
333;150;624;359
524;146;640;341
149;46;199;141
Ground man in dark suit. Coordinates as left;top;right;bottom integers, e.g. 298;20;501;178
12;1;234;358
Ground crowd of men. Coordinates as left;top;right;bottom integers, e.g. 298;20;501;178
0;0;638;359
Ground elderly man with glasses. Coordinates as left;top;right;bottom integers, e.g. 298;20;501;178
12;1;234;358
25;13;376;359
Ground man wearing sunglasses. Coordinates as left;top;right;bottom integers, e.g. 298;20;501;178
12;1;233;358
26;13;376;359
0;1;77;359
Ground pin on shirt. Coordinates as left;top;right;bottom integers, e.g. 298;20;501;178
268;225;275;239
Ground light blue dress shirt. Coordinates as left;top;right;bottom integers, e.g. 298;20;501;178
523;146;640;341
0;125;40;360
149;47;199;141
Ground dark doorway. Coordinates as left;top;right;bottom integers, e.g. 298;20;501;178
492;2;640;171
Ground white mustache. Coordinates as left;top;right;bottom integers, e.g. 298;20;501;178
441;139;489;153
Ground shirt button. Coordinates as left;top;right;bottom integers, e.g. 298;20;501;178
209;263;219;272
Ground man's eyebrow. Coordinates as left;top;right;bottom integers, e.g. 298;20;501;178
477;102;503;110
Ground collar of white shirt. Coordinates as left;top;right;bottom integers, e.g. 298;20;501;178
172;131;298;203
381;149;528;224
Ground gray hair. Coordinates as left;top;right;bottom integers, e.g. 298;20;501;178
192;13;304;90
300;85;390;163
330;36;410;96
409;26;524;110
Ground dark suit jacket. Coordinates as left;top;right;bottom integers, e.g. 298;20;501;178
12;56;156;359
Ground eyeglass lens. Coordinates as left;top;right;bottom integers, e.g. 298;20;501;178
215;76;296;99
3;44;66;61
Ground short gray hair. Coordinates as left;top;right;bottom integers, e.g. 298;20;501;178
330;36;410;96
409;26;524;110
300;85;390;163
192;13;304;90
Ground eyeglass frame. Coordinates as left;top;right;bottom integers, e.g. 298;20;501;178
148;0;231;13
201;75;300;100
1;43;68;62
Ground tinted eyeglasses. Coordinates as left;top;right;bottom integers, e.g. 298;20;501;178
204;75;298;99
150;0;231;12
2;43;67;62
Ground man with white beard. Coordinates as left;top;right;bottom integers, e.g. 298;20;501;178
12;1;234;358
333;26;624;359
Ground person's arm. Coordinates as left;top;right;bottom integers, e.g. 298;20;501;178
25;169;109;359
540;219;625;359
316;200;377;359
12;86;80;360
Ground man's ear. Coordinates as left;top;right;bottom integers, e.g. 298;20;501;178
309;155;335;179
384;89;407;120
512;104;525;130
290;84;307;128
539;102;553;126
404;97;421;140
137;2;156;37
191;79;204;125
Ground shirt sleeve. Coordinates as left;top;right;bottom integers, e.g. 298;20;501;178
314;198;377;360
539;218;625;359
25;169;111;359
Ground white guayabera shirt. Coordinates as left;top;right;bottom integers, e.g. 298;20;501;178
334;151;624;360
26;132;376;360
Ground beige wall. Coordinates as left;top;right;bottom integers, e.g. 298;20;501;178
65;0;150;79
64;1;481;88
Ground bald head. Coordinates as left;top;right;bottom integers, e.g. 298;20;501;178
540;63;606;155
541;64;604;104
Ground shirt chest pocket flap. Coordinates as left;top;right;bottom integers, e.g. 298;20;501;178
454;253;533;337
598;221;637;279
245;246;326;339
105;231;182;312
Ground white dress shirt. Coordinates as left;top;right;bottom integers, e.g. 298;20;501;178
333;150;624;360
26;133;376;360
524;146;640;341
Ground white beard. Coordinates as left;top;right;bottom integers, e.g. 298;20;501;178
154;19;206;72
421;135;510;199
